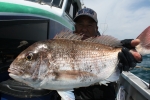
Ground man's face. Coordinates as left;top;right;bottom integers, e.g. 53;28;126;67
75;15;98;38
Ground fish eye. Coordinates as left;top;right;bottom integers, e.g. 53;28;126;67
26;53;33;61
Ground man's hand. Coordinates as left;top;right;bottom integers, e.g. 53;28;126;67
118;39;142;72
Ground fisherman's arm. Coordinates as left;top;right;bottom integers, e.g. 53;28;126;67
118;39;142;72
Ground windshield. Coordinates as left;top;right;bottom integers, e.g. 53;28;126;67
26;0;63;8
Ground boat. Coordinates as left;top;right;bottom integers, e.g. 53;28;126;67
0;0;81;39
0;0;150;100
116;72;150;100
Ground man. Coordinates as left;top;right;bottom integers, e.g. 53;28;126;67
72;7;142;100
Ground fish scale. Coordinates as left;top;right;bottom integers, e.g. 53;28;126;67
48;39;120;75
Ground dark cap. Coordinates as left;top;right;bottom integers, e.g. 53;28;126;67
74;7;98;23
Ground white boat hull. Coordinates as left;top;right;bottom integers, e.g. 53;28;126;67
116;72;150;100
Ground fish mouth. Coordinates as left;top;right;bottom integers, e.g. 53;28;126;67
8;67;23;75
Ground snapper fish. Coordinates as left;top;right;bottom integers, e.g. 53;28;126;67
8;26;150;100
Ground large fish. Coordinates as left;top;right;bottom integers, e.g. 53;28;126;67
8;26;150;100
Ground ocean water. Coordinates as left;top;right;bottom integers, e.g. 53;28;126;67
130;54;150;83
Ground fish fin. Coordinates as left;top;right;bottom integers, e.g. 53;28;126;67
54;31;121;47
54;31;83;40
136;26;150;55
99;81;110;86
84;35;121;47
99;68;120;86
57;90;75;100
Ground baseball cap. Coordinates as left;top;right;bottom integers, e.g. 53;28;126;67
74;7;98;23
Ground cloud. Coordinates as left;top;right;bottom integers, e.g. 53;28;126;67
83;0;150;39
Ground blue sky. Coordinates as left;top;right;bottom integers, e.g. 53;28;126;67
83;0;150;39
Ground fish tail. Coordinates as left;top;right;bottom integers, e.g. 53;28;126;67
136;26;150;56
